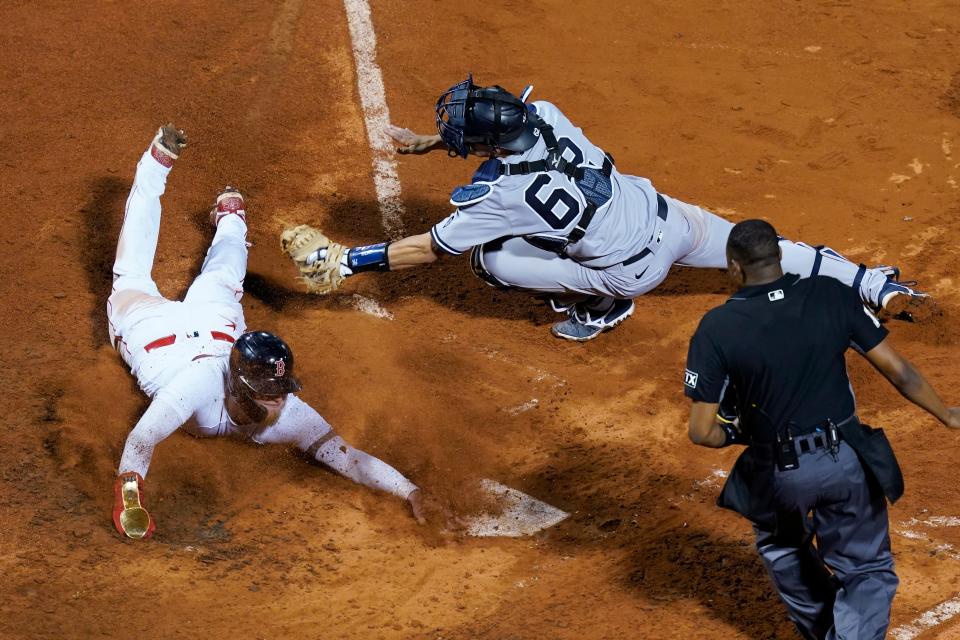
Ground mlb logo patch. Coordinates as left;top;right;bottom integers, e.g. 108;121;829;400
684;369;698;389
768;289;785;301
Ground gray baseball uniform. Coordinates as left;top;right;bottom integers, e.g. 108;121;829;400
430;101;891;307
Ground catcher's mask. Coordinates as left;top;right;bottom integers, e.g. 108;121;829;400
228;331;302;424
435;74;539;158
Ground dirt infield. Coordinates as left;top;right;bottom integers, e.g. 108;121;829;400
2;1;959;638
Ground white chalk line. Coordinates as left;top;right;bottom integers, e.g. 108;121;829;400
893;527;960;561
892;514;960;561
891;595;960;640
903;516;960;528
348;294;393;320
342;0;406;239
695;468;728;489
888;515;960;638
477;346;567;389
505;398;539;416
435;338;566;413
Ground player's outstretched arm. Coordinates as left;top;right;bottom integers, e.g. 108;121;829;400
387;232;439;270
114;398;184;539
386;124;445;155
863;339;960;428
312;433;424;522
280;227;440;294
271;397;426;522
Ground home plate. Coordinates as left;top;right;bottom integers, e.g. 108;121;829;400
464;479;569;538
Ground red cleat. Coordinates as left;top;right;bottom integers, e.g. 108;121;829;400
210;186;247;227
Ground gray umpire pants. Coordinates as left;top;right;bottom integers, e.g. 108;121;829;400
754;440;898;640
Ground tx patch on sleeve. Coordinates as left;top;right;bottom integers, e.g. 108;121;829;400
684;369;699;389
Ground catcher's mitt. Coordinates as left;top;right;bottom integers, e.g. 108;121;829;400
280;224;349;294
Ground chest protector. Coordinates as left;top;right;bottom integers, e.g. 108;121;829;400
498;113;616;256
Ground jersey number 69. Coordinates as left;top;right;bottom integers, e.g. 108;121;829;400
522;137;585;230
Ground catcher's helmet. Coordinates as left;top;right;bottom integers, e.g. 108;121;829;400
436;75;540;158
229;331;302;397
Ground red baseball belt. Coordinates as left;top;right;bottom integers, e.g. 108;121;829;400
143;331;235;353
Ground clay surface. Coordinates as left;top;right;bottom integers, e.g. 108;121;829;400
2;1;959;638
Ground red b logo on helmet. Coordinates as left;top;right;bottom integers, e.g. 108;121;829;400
275;359;285;377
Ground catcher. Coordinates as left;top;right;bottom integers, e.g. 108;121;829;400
280;76;925;341
108;123;425;539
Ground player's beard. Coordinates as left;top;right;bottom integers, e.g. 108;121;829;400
253;398;285;426
227;385;287;427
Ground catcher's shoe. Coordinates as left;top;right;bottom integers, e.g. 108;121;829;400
210;186;246;227
551;297;635;342
150;123;187;168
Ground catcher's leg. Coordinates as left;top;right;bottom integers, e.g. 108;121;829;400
108;126;186;347
668;195;733;270
472;237;635;342
471;242;592;310
471;237;615;295
667;193;925;312
778;241;926;313
183;188;248;308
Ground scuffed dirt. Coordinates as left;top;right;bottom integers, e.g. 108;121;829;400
2;1;960;638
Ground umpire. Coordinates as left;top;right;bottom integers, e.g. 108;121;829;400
683;219;960;639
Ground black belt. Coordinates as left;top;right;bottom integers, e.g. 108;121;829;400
792;429;843;455
622;194;669;266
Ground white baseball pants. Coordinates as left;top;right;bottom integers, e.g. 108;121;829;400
107;147;247;396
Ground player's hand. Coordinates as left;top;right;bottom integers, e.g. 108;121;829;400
112;471;157;539
407;488;427;525
158;123;188;156
386;124;442;155
944;407;960;429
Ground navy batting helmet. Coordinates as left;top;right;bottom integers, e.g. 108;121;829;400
229;331;302;397
435;75;540;158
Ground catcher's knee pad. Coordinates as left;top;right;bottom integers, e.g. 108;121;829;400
470;243;512;289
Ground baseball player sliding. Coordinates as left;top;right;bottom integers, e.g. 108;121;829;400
280;76;927;342
108;124;424;539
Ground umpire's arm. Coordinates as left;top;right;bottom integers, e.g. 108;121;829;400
688;401;729;447
863;338;960;428
684;315;743;447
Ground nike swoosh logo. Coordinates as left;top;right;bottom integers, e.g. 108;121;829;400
634;267;648;280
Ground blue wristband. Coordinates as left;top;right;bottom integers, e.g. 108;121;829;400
347;242;391;273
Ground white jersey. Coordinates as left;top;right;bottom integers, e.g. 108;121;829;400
110;143;418;501
154;356;333;448
119;356;417;499
430;101;662;268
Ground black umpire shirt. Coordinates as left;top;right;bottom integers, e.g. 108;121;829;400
684;273;888;442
